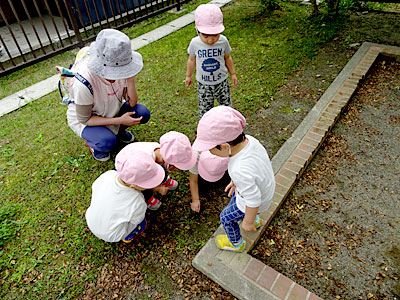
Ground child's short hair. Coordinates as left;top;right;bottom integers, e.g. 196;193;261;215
115;149;164;189
195;4;225;35
192;106;246;151
228;132;246;146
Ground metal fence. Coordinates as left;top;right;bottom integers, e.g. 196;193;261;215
0;0;189;77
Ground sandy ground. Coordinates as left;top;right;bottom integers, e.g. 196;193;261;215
252;59;400;299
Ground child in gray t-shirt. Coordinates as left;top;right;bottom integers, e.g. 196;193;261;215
185;4;238;119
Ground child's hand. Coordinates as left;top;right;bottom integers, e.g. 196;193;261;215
191;200;201;212
185;76;192;87
224;181;235;197
241;220;257;232
153;185;168;195
231;74;238;86
159;186;168;195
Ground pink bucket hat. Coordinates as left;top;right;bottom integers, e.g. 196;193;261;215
192;106;246;151
115;149;164;189
198;151;229;182
159;131;197;170
195;4;225;35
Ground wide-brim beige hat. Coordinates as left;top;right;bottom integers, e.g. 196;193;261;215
88;29;143;80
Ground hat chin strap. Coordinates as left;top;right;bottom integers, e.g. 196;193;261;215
226;143;232;156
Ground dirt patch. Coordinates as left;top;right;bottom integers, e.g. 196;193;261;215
246;9;400;157
252;59;400;299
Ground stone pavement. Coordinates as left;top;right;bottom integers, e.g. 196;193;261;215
0;0;233;117
192;43;400;300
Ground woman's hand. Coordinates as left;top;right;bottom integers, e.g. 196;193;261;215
119;112;142;126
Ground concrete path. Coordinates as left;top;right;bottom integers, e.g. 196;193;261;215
0;15;73;63
192;43;400;300
0;0;232;117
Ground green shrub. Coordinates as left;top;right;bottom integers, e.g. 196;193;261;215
260;0;280;12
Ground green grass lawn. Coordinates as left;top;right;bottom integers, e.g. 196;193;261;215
0;0;342;298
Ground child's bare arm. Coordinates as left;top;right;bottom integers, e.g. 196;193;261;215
189;172;201;212
224;54;238;86
185;55;196;87
242;206;259;232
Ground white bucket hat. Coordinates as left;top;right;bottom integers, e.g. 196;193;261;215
88;29;143;80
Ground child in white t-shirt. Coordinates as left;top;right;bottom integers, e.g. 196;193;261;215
185;4;238;119
192;106;275;252
85;150;165;243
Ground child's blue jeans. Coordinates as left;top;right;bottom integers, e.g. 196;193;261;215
220;192;245;244
81;102;150;155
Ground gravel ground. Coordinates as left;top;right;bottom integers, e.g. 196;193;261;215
252;59;400;299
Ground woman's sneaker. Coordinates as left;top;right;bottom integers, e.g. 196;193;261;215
86;142;110;161
147;196;162;210
215;235;246;252
119;130;135;144
162;177;178;190
122;219;147;243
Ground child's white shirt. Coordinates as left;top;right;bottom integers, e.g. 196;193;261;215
228;135;275;213
85;170;147;242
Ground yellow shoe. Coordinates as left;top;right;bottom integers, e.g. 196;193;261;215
215;235;246;252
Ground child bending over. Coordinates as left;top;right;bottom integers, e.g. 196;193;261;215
189;150;229;212
85;150;165;243
119;131;197;210
192;106;275;252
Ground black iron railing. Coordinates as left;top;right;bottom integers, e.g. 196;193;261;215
0;0;189;77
